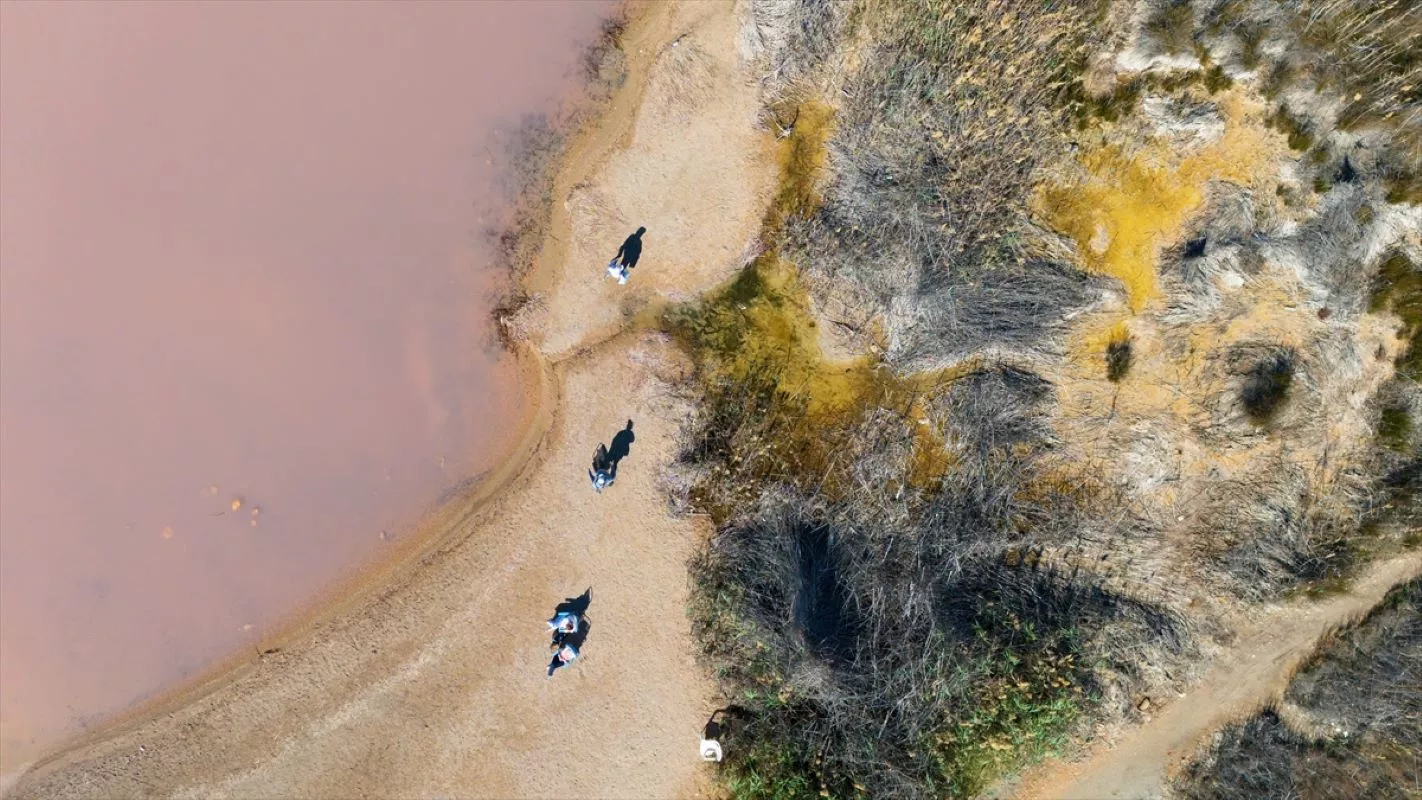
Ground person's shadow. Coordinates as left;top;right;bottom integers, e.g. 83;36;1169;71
607;420;635;476
555;588;591;617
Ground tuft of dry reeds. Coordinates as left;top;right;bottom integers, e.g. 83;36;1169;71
764;0;1117;371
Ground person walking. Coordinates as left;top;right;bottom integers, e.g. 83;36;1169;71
606;227;645;284
588;443;615;493
547;642;579;678
544;591;590;678
547;610;580;648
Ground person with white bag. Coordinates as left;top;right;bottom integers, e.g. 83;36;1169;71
606;226;645;284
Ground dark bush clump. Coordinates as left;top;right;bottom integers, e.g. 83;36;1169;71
1240;349;1295;423
1144;0;1197;55
1107;337;1133;383
1370;251;1422;382
1378;404;1413;452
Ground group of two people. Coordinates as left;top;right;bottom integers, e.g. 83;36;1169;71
546;608;584;678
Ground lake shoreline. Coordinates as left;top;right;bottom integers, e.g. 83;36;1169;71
5;1;776;795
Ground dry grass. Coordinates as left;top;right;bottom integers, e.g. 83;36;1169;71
669;1;1422;798
768;0;1116;370
663;74;1194;789
1174;578;1422;799
1197;0;1422;202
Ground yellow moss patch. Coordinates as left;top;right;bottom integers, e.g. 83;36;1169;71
772;100;837;222
1037;92;1287;312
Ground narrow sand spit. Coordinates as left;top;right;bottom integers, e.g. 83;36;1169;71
1002;550;1422;800
6;2;773;797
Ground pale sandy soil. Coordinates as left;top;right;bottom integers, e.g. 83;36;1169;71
999;549;1422;800
5;2;774;798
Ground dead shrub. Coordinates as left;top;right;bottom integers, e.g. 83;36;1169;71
683;357;1189;797
1143;0;1197;55
777;0;1114;369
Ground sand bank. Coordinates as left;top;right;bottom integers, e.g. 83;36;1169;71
5;1;774;796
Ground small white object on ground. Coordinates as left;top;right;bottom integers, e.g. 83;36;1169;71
700;738;723;762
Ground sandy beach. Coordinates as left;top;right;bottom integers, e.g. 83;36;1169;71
5;1;775;797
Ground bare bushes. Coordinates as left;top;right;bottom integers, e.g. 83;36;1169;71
683;355;1190;797
742;0;849;102
888;258;1103;372
775;0;1114;369
1175;578;1422;800
1193;471;1357;600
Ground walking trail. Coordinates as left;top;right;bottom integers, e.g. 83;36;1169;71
5;2;774;797
1003;549;1422;800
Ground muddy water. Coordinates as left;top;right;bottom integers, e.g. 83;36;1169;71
0;0;611;770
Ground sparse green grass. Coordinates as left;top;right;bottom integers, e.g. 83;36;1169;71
1370;251;1422;382
1378;404;1413;451
1197;0;1422;204
1067;65;1235;129
1268;107;1314;152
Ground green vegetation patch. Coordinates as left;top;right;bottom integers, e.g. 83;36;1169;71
1378;403;1413;452
1370;250;1422;382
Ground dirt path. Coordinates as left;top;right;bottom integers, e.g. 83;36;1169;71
1006;550;1422;800
5;2;773;798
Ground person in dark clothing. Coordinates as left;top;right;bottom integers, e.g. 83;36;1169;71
615;227;646;271
589;443;614;492
548;611;580;648
545;590;591;679
607;227;646;283
547;642;579;678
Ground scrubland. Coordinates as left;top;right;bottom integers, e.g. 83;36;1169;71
662;0;1422;796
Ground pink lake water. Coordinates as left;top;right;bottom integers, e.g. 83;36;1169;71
0;0;612;770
